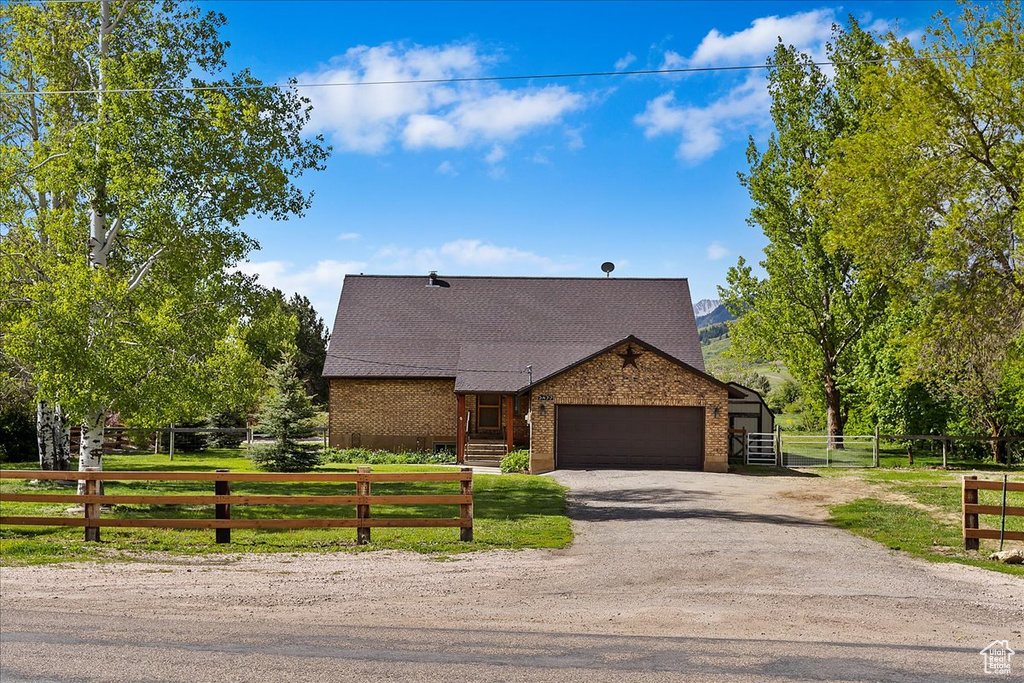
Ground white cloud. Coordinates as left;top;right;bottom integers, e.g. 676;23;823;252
614;52;637;71
638;10;839;163
565;127;584;151
689;9;835;66
337;232;361;241
404;114;461;148
436;160;459;176
484;144;506;164
441;239;550;267
299;42;585;153
441;87;585;145
238;259;367;293
373;239;575;275
635;74;769;161
706;242;730;261
661;50;686;69
237;259;368;326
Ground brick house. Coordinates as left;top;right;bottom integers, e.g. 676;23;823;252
323;274;743;473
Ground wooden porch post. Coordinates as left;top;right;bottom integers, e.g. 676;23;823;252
505;395;514;453
457;394;466;464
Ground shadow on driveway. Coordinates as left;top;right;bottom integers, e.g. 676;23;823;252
729;465;821;478
566;486;825;527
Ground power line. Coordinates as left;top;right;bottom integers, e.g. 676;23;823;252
2;52;1021;98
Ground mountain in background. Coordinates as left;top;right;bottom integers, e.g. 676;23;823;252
692;298;721;318
692;298;734;328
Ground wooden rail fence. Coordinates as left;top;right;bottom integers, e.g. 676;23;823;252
962;476;1024;550
0;467;473;544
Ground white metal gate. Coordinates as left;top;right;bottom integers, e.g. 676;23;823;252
780;434;875;468
746;432;776;465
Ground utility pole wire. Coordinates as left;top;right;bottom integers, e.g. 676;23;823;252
1;52;1022;98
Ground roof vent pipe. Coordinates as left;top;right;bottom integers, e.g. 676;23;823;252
426;271;450;288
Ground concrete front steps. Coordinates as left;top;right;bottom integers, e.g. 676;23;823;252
464;441;507;467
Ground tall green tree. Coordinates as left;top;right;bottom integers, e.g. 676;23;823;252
285;293;329;405
827;0;1023;458
720;21;887;443
239;288;328;405
0;1;328;481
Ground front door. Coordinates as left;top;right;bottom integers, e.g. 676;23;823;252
477;394;501;432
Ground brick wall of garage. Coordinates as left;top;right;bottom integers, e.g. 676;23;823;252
528;342;729;473
328;378;456;451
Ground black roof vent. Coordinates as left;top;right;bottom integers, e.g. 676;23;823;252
426;271;450;288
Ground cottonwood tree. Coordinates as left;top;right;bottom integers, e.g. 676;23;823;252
827;0;1024;459
720;21;887;444
0;1;328;483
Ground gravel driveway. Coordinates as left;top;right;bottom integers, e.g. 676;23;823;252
1;470;1022;682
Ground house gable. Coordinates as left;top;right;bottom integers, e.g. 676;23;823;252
527;340;729;473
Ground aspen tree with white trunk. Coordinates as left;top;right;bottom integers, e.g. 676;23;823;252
0;1;329;483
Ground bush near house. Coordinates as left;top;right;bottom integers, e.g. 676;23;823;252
501;450;530;473
325;448;456;465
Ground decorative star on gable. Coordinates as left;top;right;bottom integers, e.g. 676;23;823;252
618;344;643;369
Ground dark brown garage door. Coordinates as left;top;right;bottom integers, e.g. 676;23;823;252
556;405;704;470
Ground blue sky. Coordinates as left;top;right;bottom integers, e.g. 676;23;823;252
221;0;954;325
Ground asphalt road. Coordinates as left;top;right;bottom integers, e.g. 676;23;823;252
1;469;1022;682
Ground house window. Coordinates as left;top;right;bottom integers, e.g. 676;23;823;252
478;394;500;429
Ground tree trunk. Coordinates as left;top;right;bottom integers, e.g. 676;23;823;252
76;0;110;498
37;400;55;469
77;410;105;494
56;404;71;470
989;426;1007;464
36;400;71;470
824;372;844;449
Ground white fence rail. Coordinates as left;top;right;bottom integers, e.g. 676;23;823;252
744;432;878;468
746;432;777;466
780;434;876;468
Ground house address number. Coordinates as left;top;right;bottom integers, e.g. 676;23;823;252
537;395;553;401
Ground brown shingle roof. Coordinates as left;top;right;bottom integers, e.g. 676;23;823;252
323;275;706;390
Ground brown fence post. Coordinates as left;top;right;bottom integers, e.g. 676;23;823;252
872;424;880;468
215;469;230;544
83;468;100;542
963;475;979;550
356;466;371;545
460;467;474;542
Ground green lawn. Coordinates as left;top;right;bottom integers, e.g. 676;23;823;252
825;467;1024;576
0;449;573;565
